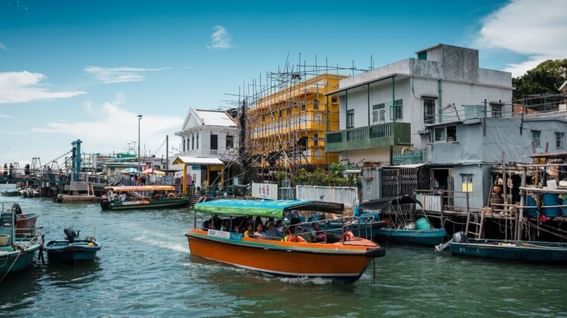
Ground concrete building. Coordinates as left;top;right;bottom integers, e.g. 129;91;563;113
173;108;239;191
325;44;512;166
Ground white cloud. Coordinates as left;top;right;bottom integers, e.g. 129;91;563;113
0;42;6;50
0;71;85;104
475;0;567;76
207;25;232;49
0;113;15;119
32;94;183;155
84;66;170;84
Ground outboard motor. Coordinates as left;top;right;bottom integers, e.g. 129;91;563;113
11;203;22;215
64;228;80;243
434;231;466;253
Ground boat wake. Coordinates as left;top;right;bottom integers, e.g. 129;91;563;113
132;236;189;254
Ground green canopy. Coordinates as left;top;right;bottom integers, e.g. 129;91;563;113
193;199;344;219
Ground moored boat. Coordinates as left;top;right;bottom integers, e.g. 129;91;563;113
45;228;101;263
0;212;41;275
0;203;39;237
186;199;385;282
100;185;189;211
448;233;567;264
360;196;447;246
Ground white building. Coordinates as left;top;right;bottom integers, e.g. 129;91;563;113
326;44;512;166
173;108;239;190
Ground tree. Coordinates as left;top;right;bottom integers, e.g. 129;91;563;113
513;59;567;100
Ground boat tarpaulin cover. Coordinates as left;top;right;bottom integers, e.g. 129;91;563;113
194;199;344;218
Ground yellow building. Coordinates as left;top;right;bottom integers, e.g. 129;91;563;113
246;74;346;168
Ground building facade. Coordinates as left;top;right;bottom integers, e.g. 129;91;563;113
326;44;512;166
174;108;239;190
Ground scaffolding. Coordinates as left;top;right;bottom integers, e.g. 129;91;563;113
231;56;368;180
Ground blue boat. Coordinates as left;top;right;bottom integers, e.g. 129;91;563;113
0;214;41;275
373;228;447;246
449;236;567;264
359;196;447;246
45;228;101;263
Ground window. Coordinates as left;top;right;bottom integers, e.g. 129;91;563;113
556;132;564;149
434;126;457;142
313;99;319;110
226;135;234;149
346;109;354;129
434;127;445;142
301;103;306;112
313;134;319;146
287;108;292;115
392;99;403;120
182;138;186;152
423;98;436;124
211;134;218;150
531;130;541;148
447;126;457;142
191;134;194;150
196;133;199;149
417;51;427;60
491;103;503;118
372;103;385;123
186;139;190;152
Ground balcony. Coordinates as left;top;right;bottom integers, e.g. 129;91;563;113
325;122;411;152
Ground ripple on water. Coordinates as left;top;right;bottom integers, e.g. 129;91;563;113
1;199;567;317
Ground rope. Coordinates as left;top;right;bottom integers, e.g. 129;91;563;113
0;249;22;284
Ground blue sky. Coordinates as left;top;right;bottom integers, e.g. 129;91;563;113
0;0;565;164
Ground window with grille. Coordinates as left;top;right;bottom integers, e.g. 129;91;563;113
531;130;541;147
372;103;385;123
392;99;403;120
423;98;436;124
346;109;354;129
491;103;503;118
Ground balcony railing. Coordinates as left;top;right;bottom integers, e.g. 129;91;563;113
392;148;428;165
325;122;411;152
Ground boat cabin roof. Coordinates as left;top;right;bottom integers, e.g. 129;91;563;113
194;199;344;218
105;185;176;192
360;195;422;210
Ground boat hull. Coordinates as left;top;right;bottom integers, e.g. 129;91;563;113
46;240;101;262
0;245;40;273
450;240;567;264
1;191;21;197
373;228;447;246
101;198;190;211
187;230;383;282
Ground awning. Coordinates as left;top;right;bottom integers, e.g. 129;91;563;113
194;199;344;218
105;185;176;192
385;163;425;169
360;195;423;210
172;156;223;165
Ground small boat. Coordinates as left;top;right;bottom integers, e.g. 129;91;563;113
0;212;41;275
186;199;385;282
100;185;190;211
45;228;101;263
359;196;447;246
1;190;21;197
0;203;39;237
447;232;567;264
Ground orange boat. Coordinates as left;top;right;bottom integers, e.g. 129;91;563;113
186;199;385;282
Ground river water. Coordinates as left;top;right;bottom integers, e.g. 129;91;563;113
1;198;566;317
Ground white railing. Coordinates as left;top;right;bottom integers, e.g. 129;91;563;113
296;185;358;208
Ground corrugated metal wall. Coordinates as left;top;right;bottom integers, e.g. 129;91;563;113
296;185;358;208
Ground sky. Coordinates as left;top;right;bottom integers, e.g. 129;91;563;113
0;0;565;165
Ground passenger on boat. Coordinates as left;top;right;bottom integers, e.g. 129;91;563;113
253;223;265;239
119;193;128;202
342;226;355;241
243;223;254;238
263;222;278;239
284;227;306;243
311;222;326;243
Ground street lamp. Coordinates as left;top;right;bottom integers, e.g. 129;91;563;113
137;114;143;176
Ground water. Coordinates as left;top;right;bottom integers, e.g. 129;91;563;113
1;198;567;317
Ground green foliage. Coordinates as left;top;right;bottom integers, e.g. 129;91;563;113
292;165;357;187
513;59;567;100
